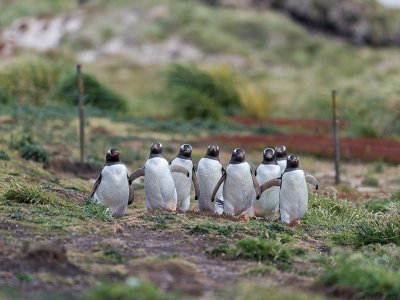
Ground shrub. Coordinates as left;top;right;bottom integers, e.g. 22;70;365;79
318;253;400;299
52;72;127;112
238;83;271;119
19;144;50;164
0;58;65;105
0;150;10;160
164;64;240;120
103;249;123;263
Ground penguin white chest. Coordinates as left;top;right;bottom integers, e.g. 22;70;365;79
95;164;129;217
254;164;281;217
170;158;193;211
197;158;224;212
223;163;255;216
144;157;177;210
277;160;287;174
279;169;308;223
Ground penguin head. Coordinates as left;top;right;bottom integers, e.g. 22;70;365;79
150;142;163;157
178;144;192;159
231;148;245;164
287;154;300;168
205;144;220;159
263;148;275;162
106;148;120;163
275;145;287;158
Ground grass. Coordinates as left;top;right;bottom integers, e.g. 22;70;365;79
210;237;294;263
85;278;177;300
318;252;400;299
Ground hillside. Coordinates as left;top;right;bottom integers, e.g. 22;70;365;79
0;0;399;138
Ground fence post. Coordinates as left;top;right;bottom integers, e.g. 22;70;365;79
332;90;340;184
77;64;85;164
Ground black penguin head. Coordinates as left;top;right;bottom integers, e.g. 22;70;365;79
263;148;275;162
287;154;300;168
205;144;220;159
275;145;287;159
230;148;245;164
149;142;163;158
106;148;120;163
178;144;192;159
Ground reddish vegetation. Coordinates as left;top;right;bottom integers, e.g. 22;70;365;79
203;118;400;163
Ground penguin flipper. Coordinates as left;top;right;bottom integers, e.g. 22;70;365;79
305;173;319;190
192;169;200;200
251;172;261;200
170;165;189;177
90;174;102;198
211;173;226;202
130;168;145;182
260;178;281;194
128;184;134;205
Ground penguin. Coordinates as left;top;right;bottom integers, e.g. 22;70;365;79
170;144;200;212
275;145;287;175
279;154;319;226
211;148;261;217
129;142;189;211
197;145;224;214
253;148;282;219
90;149;132;218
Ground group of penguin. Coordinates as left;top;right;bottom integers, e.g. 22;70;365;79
90;143;319;226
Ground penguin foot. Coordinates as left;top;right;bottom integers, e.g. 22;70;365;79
289;219;300;227
239;213;250;222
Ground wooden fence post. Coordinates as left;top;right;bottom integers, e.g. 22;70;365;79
332;90;340;184
77;64;85;164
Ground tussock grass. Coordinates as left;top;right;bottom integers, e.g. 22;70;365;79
2;182;112;224
4;181;66;206
318;252;400;299
210;237;293;263
365;191;400;212
303;194;368;229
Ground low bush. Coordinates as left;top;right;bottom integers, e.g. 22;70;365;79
0;150;10;160
52;72;127;112
19;144;50;164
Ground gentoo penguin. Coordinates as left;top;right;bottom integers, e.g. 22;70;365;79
253;148;282;219
90;149;132;218
129;142;189;211
170;144;200;212
279;154;318;226
211;148;261;216
197;145;224;214
275;145;287;175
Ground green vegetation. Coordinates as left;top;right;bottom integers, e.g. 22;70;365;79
85;279;177;300
319;252;400;299
210;237;294;263
0;150;9;161
365;191;400;212
53;72;127;112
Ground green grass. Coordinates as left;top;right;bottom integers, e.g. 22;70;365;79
210;237;294;263
318;252;400;299
85;278;178;300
